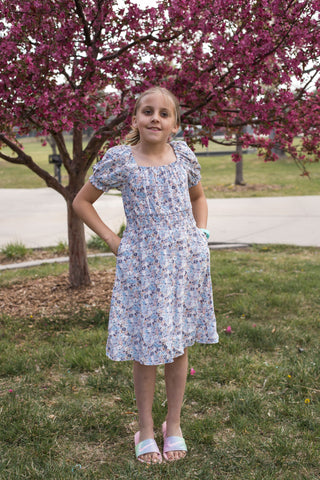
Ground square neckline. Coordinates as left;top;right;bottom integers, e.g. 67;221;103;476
129;142;178;169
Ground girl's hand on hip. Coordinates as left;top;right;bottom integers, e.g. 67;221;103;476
107;234;121;256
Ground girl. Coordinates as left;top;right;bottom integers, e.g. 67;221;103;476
73;87;219;464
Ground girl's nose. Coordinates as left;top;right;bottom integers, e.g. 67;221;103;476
151;111;161;122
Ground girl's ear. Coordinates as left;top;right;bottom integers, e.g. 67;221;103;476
172;124;179;135
132;116;137;128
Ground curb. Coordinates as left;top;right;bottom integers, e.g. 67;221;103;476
0;243;250;272
208;242;250;249
0;252;114;271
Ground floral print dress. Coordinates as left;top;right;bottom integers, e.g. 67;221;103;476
90;141;219;365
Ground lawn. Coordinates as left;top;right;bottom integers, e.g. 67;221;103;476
199;152;320;198
0;246;319;479
0;135;75;188
1;136;320;197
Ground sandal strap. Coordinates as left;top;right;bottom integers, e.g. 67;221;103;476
164;435;187;454
135;438;161;458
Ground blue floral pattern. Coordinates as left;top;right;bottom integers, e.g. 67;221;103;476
90;141;219;365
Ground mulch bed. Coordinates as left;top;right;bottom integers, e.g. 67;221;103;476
0;267;115;319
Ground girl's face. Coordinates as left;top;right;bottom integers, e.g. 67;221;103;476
132;92;179;145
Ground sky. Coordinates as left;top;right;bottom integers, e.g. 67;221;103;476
119;0;159;8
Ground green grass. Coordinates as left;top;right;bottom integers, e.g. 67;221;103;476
0;241;30;260
1;136;319;197
198;151;320;198
0;246;319;479
0;135;74;188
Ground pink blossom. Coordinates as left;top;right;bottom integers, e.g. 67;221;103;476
231;153;242;163
200;136;209;148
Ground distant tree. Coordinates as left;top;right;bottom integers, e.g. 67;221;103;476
165;0;320;172
234;131;246;186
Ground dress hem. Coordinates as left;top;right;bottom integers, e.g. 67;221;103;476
106;337;219;366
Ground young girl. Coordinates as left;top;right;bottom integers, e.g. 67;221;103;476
73;87;219;464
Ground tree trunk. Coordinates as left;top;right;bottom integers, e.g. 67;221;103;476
67;198;91;287
235;133;246;186
235;158;246;185
270;129;286;158
47;135;57;155
0;129;119;288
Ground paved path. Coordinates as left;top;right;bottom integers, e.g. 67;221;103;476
208;195;320;247
1;189;319;249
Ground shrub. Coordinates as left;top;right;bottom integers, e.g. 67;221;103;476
1;242;30;260
51;241;69;255
87;223;126;252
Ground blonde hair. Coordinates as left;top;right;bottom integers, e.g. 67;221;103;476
125;87;181;146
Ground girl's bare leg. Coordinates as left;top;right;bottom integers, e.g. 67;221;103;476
164;348;188;460
133;361;159;463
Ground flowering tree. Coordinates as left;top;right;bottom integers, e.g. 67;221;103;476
1;0;319;286
0;0;180;286
163;0;320;170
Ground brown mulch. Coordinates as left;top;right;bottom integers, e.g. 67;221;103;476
0;267;115;319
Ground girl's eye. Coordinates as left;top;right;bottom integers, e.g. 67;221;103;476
142;109;170;117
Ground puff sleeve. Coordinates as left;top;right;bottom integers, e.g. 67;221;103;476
89;146;130;192
174;141;201;188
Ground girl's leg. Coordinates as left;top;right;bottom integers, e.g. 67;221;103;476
164;348;188;461
133;361;159;463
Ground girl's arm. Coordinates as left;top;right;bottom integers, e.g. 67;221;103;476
189;181;208;228
72;181;121;255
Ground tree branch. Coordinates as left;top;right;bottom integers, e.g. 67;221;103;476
73;0;92;46
0;134;67;199
61;67;77;90
99;31;181;62
82;111;128;171
294;70;320;101
73;124;83;161
51;132;72;174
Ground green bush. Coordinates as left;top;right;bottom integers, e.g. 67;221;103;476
87;223;126;252
87;235;110;252
1;242;30;260
117;222;126;238
50;241;69;255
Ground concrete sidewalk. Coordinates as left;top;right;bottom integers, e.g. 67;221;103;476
208;195;320;247
1;188;319;249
